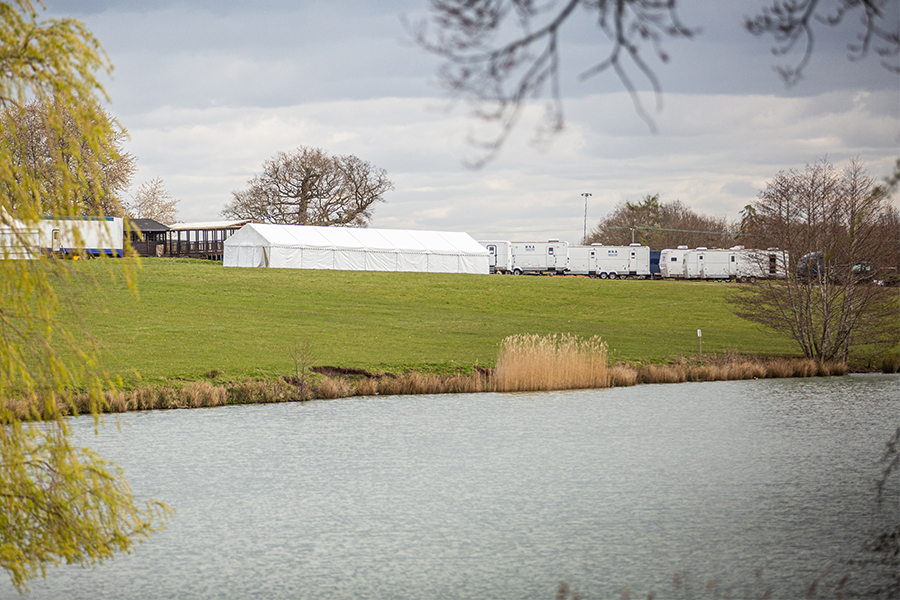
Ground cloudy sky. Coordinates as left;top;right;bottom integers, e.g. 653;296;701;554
45;0;899;244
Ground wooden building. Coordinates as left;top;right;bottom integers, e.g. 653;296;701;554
127;218;170;257
165;220;251;260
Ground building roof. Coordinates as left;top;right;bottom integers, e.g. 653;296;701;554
128;218;170;233
167;220;251;231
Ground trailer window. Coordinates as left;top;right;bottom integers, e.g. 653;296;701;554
671;257;678;262
548;248;554;255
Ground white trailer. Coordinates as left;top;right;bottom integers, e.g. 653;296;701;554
509;240;568;275
682;247;733;279
478;240;513;274
659;246;690;278
39;217;124;257
682;246;788;281
568;244;651;279
734;247;788;281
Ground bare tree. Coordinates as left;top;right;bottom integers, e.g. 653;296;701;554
586;194;733;249
731;158;899;362
0;98;135;217
746;0;900;86
123;177;181;224
412;0;898;164
221;146;393;227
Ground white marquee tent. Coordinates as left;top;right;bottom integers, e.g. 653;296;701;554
223;223;490;274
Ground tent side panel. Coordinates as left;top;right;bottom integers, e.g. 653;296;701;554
365;250;398;272
334;249;367;271
300;247;334;270
397;251;428;272
427;253;457;273
271;246;304;269
459;254;489;274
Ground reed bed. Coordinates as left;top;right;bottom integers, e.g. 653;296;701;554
1;337;860;418
633;354;849;384
492;333;611;392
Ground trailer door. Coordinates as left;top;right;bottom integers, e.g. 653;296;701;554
486;244;497;269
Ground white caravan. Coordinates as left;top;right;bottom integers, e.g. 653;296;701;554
509;240;569;275
39;217;124;257
734;247;788;281
682;247;732;279
659;246;690;278
568;244;651;279
682;246;787;280
478;240;513;274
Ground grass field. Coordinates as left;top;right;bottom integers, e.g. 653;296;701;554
51;257;813;387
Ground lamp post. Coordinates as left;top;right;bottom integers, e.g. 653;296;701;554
581;193;592;243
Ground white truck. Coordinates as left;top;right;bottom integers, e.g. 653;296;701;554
478;240;513;274
509;240;568;275
568;244;651;279
39;216;124;257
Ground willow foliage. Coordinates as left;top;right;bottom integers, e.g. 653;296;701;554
0;1;168;592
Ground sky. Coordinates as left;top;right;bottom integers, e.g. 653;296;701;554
45;0;899;244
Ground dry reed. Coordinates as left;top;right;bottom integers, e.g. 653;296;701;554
317;377;352;399
493;333;611;392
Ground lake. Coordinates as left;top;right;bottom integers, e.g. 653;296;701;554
4;375;898;599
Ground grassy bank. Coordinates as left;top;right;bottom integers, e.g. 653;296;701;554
56;258;817;387
2;346;854;419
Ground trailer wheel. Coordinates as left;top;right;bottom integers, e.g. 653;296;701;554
749;276;756;283
608;273;617;280
513;269;522;276
599;272;608;279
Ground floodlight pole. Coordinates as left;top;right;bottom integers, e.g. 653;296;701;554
582;193;592;243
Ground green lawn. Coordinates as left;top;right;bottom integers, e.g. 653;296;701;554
60;258;800;386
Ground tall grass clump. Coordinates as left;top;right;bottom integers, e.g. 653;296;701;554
493;333;610;392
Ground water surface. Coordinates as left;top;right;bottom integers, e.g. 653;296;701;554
4;375;897;599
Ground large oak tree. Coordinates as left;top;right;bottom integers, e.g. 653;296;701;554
222;146;393;227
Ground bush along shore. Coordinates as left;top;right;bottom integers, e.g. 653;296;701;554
4;334;880;420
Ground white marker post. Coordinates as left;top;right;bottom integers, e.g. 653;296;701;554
697;329;702;355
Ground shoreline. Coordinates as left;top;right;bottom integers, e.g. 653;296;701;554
9;353;894;420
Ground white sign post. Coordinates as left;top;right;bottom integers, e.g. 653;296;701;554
697;329;702;355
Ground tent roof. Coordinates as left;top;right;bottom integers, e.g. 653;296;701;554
226;223;488;255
